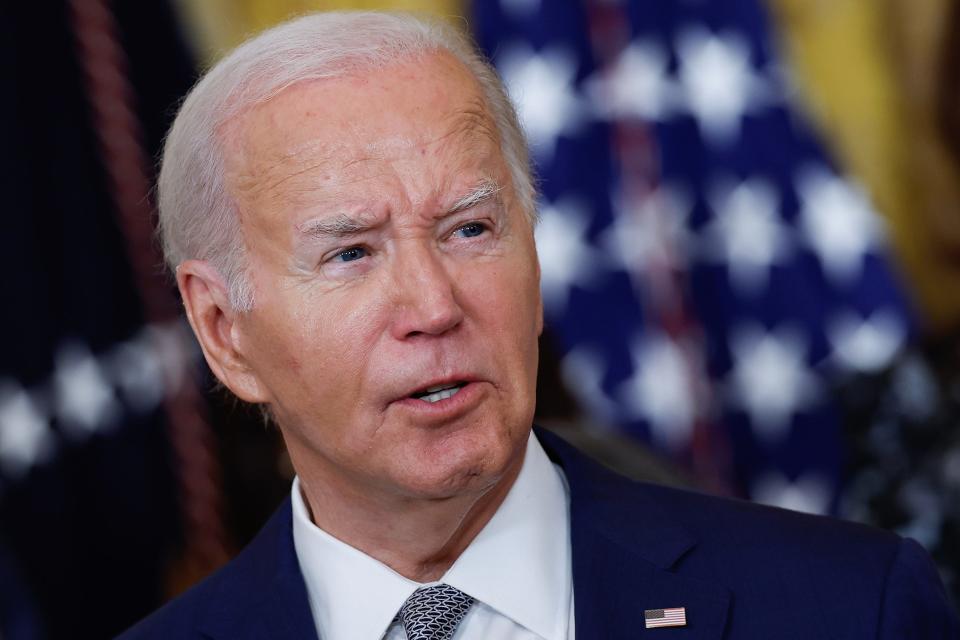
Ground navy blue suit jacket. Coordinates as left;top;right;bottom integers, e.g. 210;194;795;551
119;428;959;639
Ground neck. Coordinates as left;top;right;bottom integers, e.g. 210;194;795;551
294;446;526;583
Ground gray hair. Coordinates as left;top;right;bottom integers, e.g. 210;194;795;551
158;11;536;311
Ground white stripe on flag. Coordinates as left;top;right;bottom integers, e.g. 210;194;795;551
645;607;686;628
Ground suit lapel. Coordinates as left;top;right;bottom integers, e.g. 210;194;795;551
570;534;730;639
197;499;319;640
537;428;731;640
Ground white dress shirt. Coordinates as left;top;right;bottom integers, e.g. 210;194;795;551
292;431;575;640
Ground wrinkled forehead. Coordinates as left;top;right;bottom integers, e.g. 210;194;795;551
219;51;503;199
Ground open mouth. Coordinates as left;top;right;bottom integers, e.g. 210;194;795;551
410;381;467;404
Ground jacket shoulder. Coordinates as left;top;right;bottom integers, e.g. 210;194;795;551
115;499;301;639
115;576;213;639
645;479;898;554
646;482;958;637
537;427;958;638
539;425;902;562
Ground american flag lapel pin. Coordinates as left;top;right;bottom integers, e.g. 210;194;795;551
644;607;687;629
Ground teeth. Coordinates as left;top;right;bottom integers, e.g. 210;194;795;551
421;386;462;403
423;383;458;393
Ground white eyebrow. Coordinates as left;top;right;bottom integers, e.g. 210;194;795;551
446;179;502;215
297;214;374;239
295;180;502;240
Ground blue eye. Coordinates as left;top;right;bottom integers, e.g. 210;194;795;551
335;247;367;262
455;222;486;238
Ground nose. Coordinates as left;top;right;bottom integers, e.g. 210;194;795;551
389;243;464;340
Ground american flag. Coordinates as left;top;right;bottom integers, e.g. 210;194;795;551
471;0;914;511
645;607;687;629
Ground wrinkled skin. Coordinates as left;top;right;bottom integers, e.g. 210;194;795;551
182;50;543;543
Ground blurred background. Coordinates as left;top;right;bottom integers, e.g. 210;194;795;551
3;0;960;636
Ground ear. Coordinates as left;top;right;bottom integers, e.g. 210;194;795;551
176;260;270;403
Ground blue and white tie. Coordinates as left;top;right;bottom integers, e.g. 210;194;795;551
397;584;474;640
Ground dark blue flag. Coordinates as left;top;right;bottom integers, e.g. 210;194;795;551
0;1;201;636
471;0;915;514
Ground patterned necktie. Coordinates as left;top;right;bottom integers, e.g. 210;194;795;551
397;584;475;640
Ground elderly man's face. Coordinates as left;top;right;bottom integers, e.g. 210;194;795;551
222;52;542;500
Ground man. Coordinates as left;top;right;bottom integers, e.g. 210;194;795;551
121;11;958;640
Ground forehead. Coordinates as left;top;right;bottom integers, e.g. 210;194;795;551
222;51;503;209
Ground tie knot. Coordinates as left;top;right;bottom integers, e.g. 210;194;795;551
398;584;475;640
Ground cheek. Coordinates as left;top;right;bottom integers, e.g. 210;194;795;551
250;285;388;403
500;251;541;326
294;290;389;382
463;255;541;358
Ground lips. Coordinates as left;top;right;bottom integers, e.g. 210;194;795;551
410;381;467;403
387;374;484;418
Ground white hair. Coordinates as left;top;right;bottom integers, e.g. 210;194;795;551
158;11;536;311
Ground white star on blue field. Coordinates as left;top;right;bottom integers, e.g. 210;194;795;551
474;0;913;512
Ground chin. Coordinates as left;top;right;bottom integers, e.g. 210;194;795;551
394;422;525;499
401;465;497;501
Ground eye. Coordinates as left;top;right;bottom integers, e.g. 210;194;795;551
333;246;368;262
453;222;487;239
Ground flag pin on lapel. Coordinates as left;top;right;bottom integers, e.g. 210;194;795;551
644;607;687;629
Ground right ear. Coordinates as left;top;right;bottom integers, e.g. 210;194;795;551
176;260;270;403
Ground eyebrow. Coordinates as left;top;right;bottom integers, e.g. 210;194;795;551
447;179;502;215
296;179;502;240
297;214;374;239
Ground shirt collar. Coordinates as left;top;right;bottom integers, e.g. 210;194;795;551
292;430;572;640
443;431;572;639
292;476;417;639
